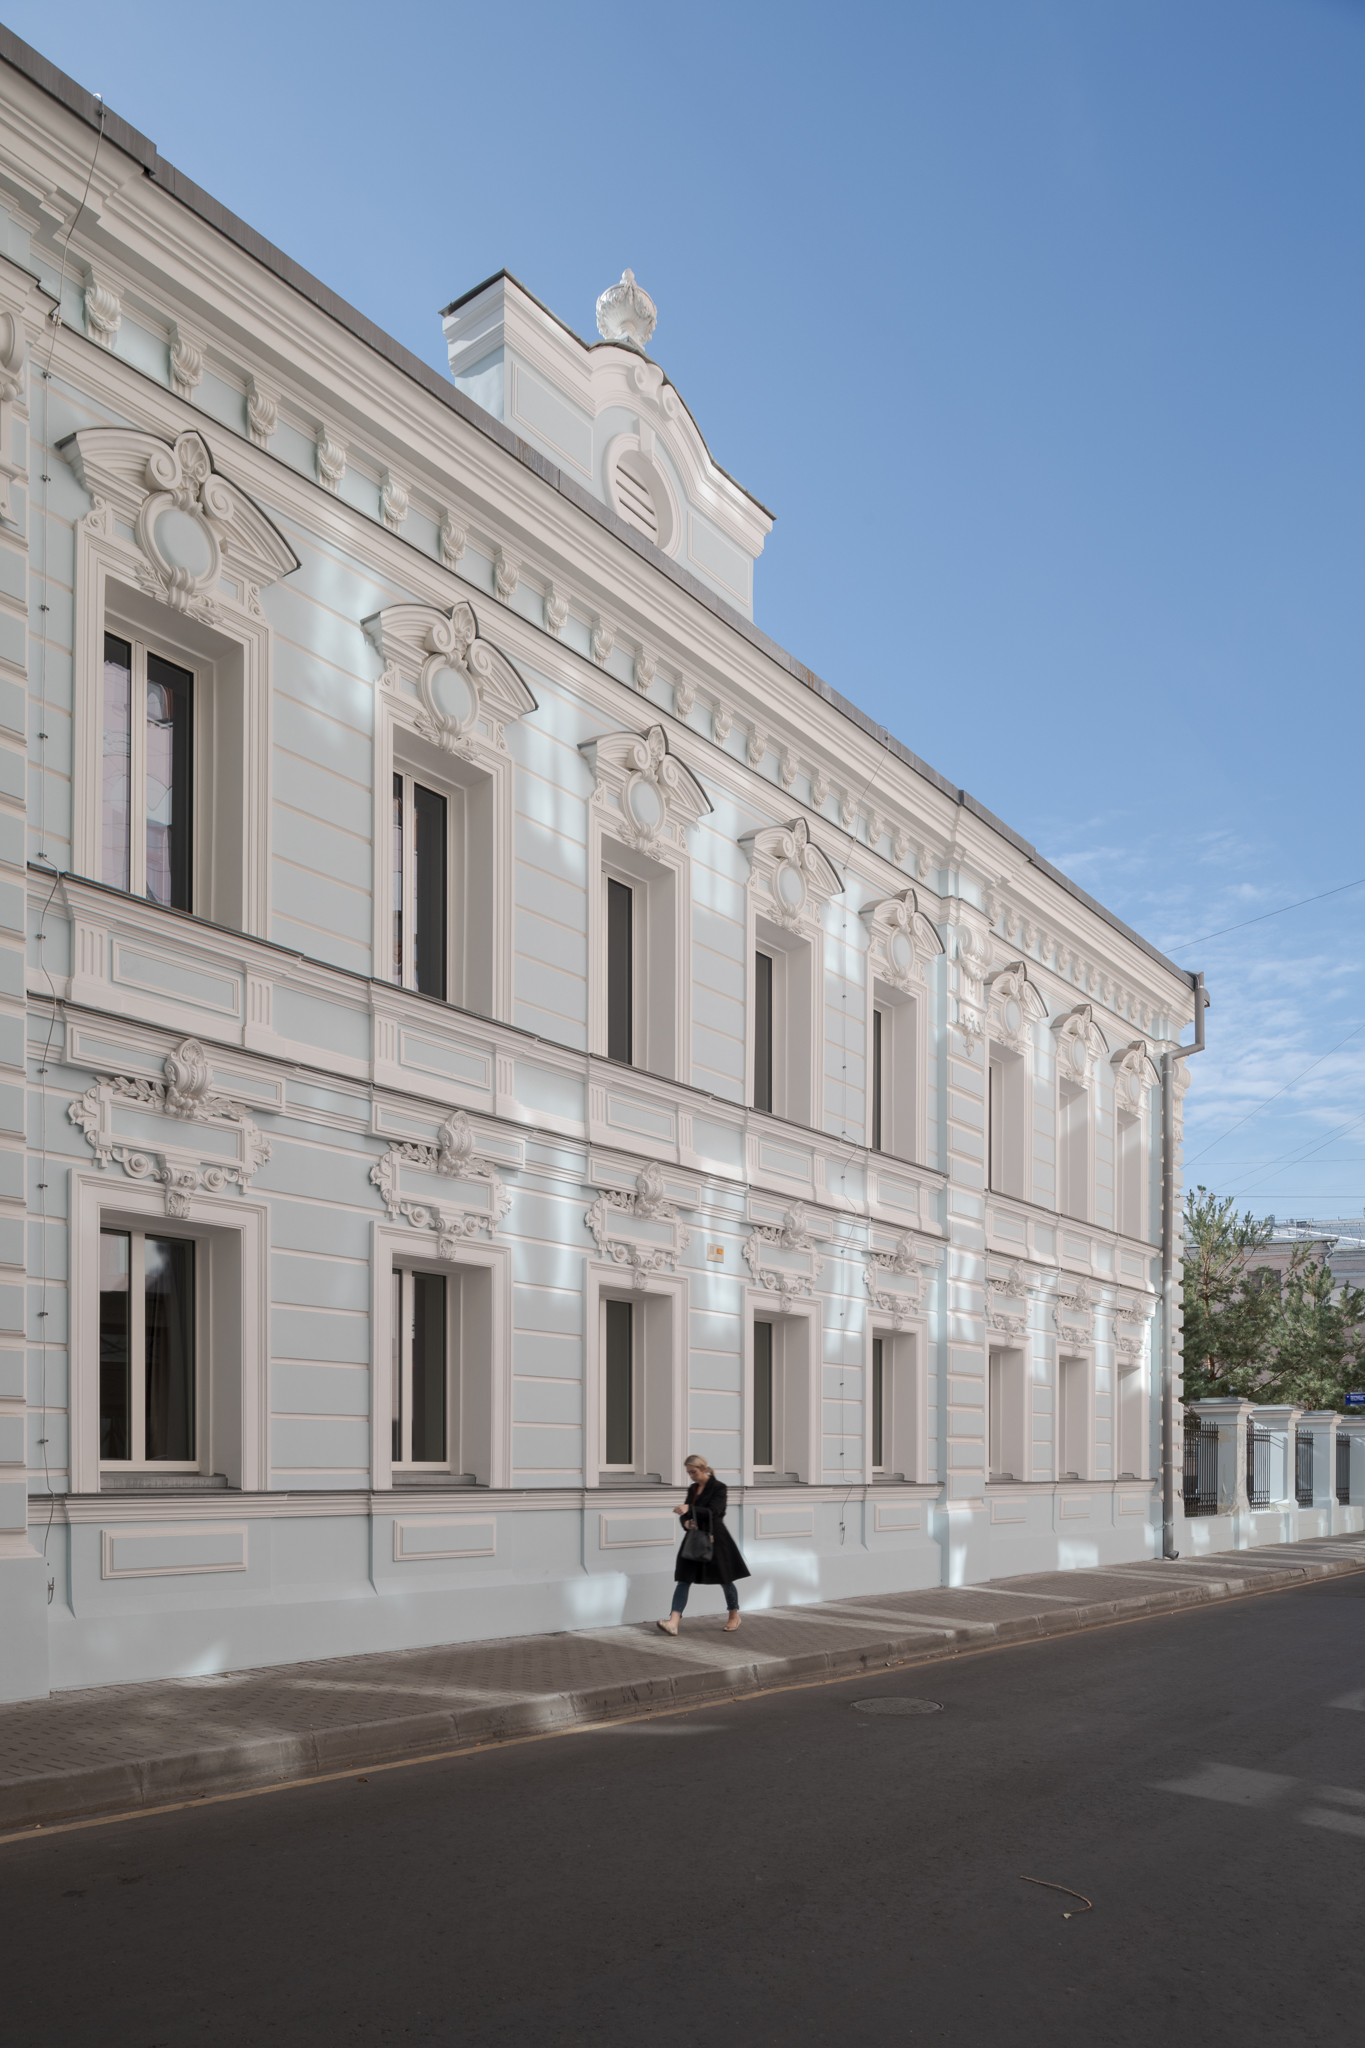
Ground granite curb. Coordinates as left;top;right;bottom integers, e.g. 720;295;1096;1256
3;1545;1362;1836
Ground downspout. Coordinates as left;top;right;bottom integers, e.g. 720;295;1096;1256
1161;970;1208;1559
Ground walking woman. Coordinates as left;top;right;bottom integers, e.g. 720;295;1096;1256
658;1454;751;1633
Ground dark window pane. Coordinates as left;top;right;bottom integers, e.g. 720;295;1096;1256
754;1319;774;1467
99;1230;131;1462
145;653;193;911
102;635;132;892
604;1298;633;1465
410;1271;447;1463
392;773;404;986
607;878;633;1064
413;783;447;998
144;1236;195;1462
871;1008;883;1152
392;1269;403;1463
872;1337;884;1469
754;951;773;1112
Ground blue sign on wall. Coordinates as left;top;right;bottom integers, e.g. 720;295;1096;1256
1345;1391;1365;1409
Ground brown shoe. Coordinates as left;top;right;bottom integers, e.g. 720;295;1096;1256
723;1612;741;1631
657;1615;679;1635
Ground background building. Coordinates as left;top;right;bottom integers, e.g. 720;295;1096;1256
0;31;1201;1702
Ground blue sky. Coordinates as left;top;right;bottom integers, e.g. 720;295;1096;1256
14;0;1365;1220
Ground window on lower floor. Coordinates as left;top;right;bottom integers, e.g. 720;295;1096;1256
1058;1354;1091;1480
987;1346;1026;1483
390;1261;492;1480
750;1313;814;1481
99;1228;197;1469
102;633;194;911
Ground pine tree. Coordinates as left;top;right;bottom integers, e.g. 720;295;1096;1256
1179;1187;1278;1403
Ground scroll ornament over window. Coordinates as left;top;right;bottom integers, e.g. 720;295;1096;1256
69;1038;272;1220
951;914;993;1052
585;1162;692;1288
1112;1293;1156;1361
363;601;538;759
579;724;712;857
984;962;1048;1057
59;427;300;624
738;816;843;936
865;1232;941;1330
744;1203;825;1311
1053;1004;1110;1087
983;1259;1031;1339
861;889;944;993
1111;1039;1161;1114
371;1109;512;1257
1053;1277;1100;1346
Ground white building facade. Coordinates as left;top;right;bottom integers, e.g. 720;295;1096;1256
0;32;1206;1703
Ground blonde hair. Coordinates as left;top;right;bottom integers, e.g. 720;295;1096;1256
684;1454;711;1475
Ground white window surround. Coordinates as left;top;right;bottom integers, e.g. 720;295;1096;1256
1052;1004;1109;1226
1110;1039;1161;1245
984;962;1048;1203
61;427;297;940
861;891;942;1163
583;1262;687;1486
866;1324;928;1484
740;818;843;1132
370;1223;513;1492
364;601;537;1023
988;1345;1029;1485
69;1169;270;1496
581;725;710;1081
1057;1350;1096;1482
741;1291;820;1486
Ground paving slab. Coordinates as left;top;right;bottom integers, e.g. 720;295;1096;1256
2;1530;1362;1834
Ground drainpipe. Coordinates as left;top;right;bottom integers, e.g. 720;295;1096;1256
1161;971;1208;1559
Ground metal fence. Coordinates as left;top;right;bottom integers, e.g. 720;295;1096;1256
1183;1414;1218;1516
1338;1432;1352;1508
1296;1431;1316;1508
1246;1423;1271;1509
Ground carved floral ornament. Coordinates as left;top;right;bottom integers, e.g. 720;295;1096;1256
984;1260;1033;1339
738;816;843;935
1053;1005;1111;1087
985;963;1048;1056
951;914;993;1051
585;1162;692;1288
1111;1039;1161;1113
363;601;538;759
861;890;945;993
371;1110;512;1258
69;1039;272;1220
865;1233;942;1330
1113;1293;1157;1360
59;427;300;624
1053;1277;1100;1346
744;1204;825;1312
580;724;712;855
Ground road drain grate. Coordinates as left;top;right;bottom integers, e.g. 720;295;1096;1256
851;1697;944;1716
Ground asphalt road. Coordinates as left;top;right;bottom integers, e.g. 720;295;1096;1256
5;1573;1364;2047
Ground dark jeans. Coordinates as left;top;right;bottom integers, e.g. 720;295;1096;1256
672;1580;738;1613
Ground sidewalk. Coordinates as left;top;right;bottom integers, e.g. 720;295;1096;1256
4;1531;1363;1834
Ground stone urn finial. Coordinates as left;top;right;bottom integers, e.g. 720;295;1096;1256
596;269;657;349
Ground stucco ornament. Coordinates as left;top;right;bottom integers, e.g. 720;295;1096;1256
1111;1039;1161;1111
1113;1293;1156;1361
0;311;27;519
739;816;843;936
984;1260;1031;1338
862;889;944;993
1052;1004;1110;1086
865;1233;940;1330
69;1041;272;1219
362;600;537;758
596;268;658;349
952;915;993;1052
59;426;299;625
585;1163;691;1288
371;1109;512;1255
1053;1277;1099;1346
580;724;712;855
984;962;1048;1057
744;1205;824;1311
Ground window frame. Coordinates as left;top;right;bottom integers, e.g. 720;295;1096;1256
866;1325;927;1483
742;1296;820;1485
866;981;924;1163
1057;1351;1095;1481
390;1261;455;1473
98;1224;200;1474
749;918;816;1126
987;1344;1028;1485
371;1226;511;1491
584;1264;687;1487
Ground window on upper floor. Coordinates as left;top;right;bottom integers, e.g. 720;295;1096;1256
870;985;922;1160
1058;1077;1089;1221
1116;1105;1142;1239
388;743;496;1012
600;847;678;1074
101;634;194;912
751;924;814;1123
987;1046;1028;1199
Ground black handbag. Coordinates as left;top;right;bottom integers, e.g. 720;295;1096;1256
680;1506;714;1564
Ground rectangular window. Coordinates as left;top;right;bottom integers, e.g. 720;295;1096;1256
754;950;774;1113
99;1228;196;1468
988;1347;1024;1483
392;773;449;999
1058;1080;1088;1220
871;1008;884;1152
1058;1355;1089;1479
871;1335;885;1470
1117;1109;1142;1239
101;633;194;912
606;877;634;1064
987;1059;1002;1189
753;1317;775;1467
603;1297;634;1466
392;1268;449;1466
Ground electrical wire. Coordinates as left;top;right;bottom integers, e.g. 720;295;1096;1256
1167;875;1365;951
1184;1019;1365;1167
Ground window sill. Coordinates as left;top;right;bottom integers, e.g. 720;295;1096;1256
392;1472;481;1489
100;1471;232;1493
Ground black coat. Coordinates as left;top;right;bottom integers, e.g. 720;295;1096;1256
673;1477;750;1586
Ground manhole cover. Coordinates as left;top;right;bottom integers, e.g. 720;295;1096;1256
852;1697;943;1716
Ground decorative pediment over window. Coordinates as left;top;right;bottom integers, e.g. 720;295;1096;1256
363;600;537;759
1112;1292;1156;1360
744;1202;829;1310
59;428;299;623
738;816;843;935
985;962;1048;1056
68;1038;272;1218
865;1231;941;1329
370;1109;512;1256
984;1259;1032;1338
579;724;711;856
861;889;944;992
584;1162;692;1288
1053;1277;1099;1346
1052;1004;1110;1086
1111;1038;1161;1111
